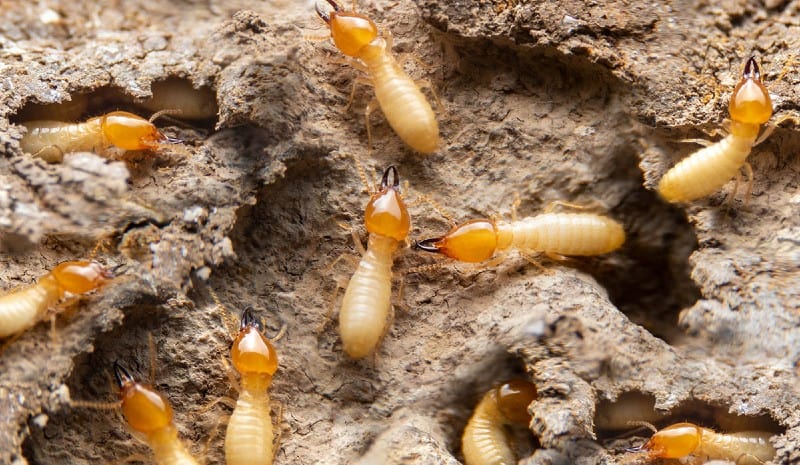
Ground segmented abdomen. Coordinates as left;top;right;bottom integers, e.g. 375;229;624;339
657;134;755;203
339;234;398;359
696;430;775;465
0;282;58;338
508;213;625;256
225;389;273;465
147;427;200;465
367;55;439;154
462;392;516;465
20;118;103;155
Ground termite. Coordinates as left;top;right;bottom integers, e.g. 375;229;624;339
315;0;440;154
136;78;219;120
462;379;538;465
19;110;182;163
0;260;114;339
414;202;625;265
339;165;410;359
225;307;280;465
657;57;773;203
113;361;201;465
631;422;775;465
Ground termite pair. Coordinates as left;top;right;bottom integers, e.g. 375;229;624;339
631;422;775;465
657;57;775;203
19;110;183;163
315;0;440;154
0;260;114;339
462;379;537;465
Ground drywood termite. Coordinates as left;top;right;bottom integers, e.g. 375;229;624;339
657;57;774;203
462;379;537;465
0;260;114;339
20;110;183;163
339;165;410;359
113;362;201;465
414;201;625;265
630;422;775;465
315;0;440;154
225;307;280;465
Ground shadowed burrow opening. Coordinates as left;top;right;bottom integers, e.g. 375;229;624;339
23;301;229;465
594;391;785;453
11;77;218;128
435;351;539;464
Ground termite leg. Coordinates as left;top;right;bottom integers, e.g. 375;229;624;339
543;199;605;214
726;171;742;206
743;161;755;205
756;113;800;145
346;76;372;111
149;109;184;123
544;252;570;263
520;251;550;272
406;191;456;226
31;145;64;163
316;285;341;334
414;79;445;114
271;400;285;461
364;98;380;154
511;192;522;222
678;138;714;147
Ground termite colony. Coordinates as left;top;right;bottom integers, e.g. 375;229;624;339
0;0;792;464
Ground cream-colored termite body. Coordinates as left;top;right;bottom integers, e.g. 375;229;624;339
462;380;537;465
416;207;625;264
636;422;775;465
113;362;200;465
225;308;279;465
339;165;410;359
657;57;774;203
20;111;179;162
0;261;113;338
315;0;439;154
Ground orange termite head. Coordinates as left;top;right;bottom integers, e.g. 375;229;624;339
315;0;378;57
364;166;411;241
637;422;702;459
729;56;773;125
114;361;174;434
231;307;279;377
101;111;177;151
51;260;114;294
496;379;537;425
415;219;498;263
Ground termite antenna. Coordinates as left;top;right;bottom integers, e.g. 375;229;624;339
627;420;658;433
744;56;760;80
113;361;135;387
414;238;443;254
149;109;184;123
381;165;400;190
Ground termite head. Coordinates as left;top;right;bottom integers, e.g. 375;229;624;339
496;379;537;425
114;361;174;434
101;111;171;151
639;422;701;459
414;219;498;263
365;166;411;241
231;307;278;377
316;0;378;57
51;260;114;294
729;57;773;125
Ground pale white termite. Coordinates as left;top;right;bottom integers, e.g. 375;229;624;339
0;260;113;339
20;110;182;162
657;57;773;203
315;0;440;154
339;165;410;359
462;379;538;465
113;362;201;465
632;422;775;465
225;307;279;465
415;203;625;264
